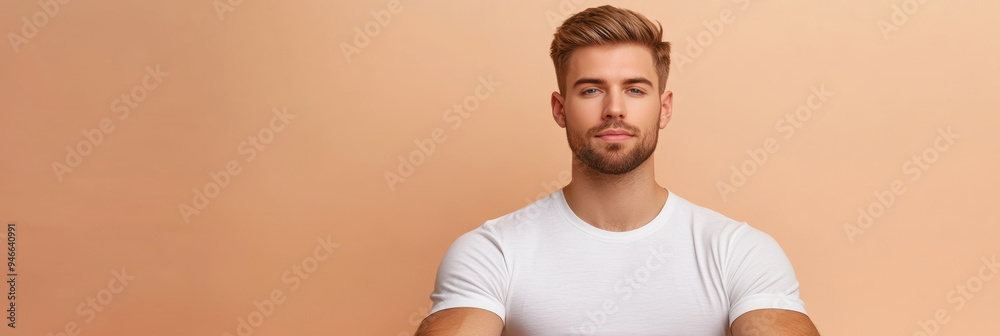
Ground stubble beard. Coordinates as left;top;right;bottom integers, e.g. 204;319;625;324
567;115;659;175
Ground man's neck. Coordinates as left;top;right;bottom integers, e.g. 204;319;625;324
561;157;669;232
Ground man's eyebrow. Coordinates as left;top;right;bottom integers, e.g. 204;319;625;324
572;77;605;88
572;77;653;88
623;77;653;87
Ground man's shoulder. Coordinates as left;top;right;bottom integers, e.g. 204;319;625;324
453;192;561;246
671;192;755;240
676;194;786;256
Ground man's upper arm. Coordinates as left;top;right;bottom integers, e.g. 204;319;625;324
730;309;820;336
421;223;508;333
414;307;503;336
724;223;814;333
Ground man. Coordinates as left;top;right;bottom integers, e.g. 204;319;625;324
416;5;820;336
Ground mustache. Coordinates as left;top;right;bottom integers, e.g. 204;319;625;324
590;120;638;136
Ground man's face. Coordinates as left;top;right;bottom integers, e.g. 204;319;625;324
552;43;672;175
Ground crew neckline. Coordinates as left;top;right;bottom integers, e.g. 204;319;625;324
555;187;677;242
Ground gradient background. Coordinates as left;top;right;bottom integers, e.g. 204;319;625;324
2;0;999;335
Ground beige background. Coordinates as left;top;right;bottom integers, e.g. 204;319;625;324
2;0;999;335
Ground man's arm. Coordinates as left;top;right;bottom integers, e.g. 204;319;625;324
728;309;820;336
420;223;508;335
722;223;816;335
414;307;503;336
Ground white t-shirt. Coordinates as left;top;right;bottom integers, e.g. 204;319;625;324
427;188;808;335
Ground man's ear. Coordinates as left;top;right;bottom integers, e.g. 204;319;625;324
551;91;567;128
659;90;673;129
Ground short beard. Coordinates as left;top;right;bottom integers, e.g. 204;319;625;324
567;116;658;175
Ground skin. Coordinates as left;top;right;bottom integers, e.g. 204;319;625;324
415;43;821;336
414;307;503;336
728;309;822;336
552;43;671;233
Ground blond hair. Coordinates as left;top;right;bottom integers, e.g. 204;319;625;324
550;5;671;95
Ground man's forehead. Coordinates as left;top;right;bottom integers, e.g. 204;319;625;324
565;44;657;82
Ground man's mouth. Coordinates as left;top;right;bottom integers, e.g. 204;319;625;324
596;134;633;141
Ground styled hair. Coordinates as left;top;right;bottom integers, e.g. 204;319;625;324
550;5;671;95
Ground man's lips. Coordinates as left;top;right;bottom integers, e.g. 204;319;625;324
596;134;634;141
596;128;633;137
596;128;634;141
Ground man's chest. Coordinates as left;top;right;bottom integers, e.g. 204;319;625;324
502;245;730;335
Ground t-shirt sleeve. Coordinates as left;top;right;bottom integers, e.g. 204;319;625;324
426;222;509;322
724;223;808;327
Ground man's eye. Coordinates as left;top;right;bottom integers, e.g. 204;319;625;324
583;88;598;95
629;88;645;94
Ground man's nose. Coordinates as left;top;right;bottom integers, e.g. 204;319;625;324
603;90;626;120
